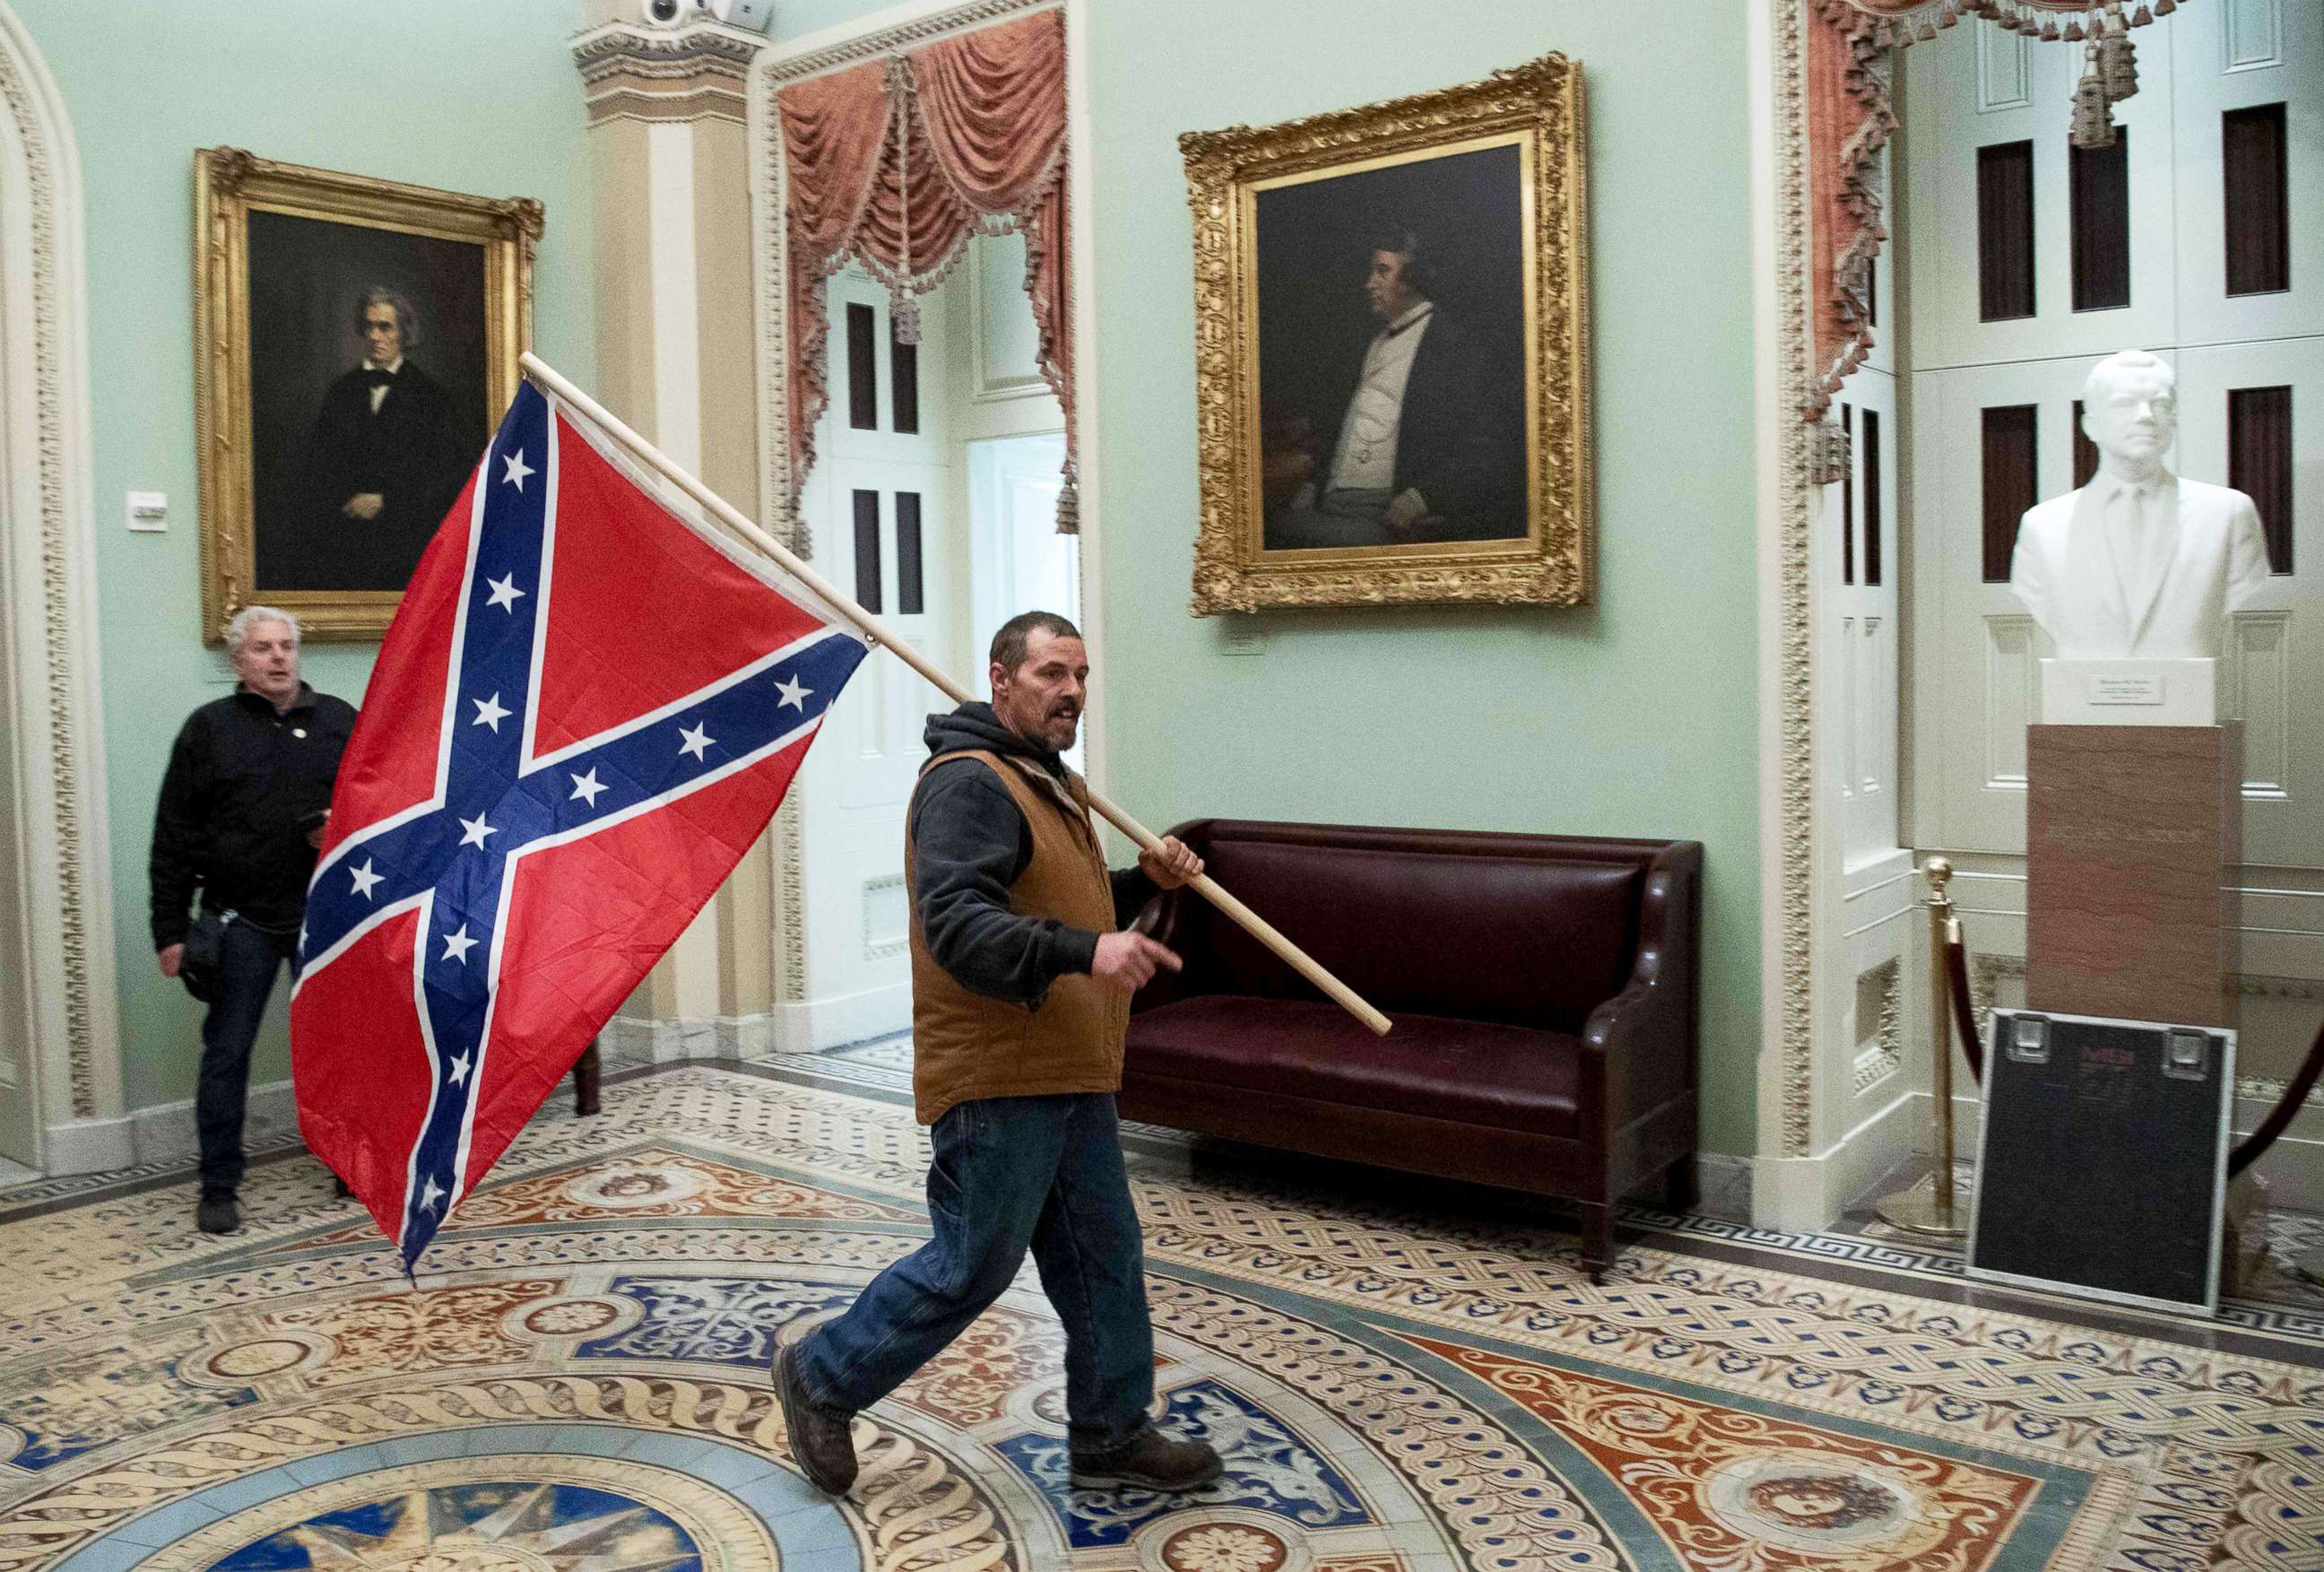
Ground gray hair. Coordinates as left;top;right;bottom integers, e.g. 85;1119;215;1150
989;611;1081;674
224;605;300;657
354;285;421;349
2082;349;2174;403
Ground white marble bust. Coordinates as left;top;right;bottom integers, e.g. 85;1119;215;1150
2008;351;2272;660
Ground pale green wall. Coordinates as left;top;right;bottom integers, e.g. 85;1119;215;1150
762;0;1764;1153
1081;0;1763;1154
22;0;1764;1156
13;0;595;1114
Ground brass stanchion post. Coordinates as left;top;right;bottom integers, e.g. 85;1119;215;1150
1877;856;1973;1238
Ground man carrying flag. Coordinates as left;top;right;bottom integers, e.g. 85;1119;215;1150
293;358;1371;1503
290;379;870;1266
772;612;1226;1499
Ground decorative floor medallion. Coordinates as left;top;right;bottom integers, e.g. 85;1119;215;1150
165;1460;744;1571
0;1059;2315;1572
1405;1335;2034;1570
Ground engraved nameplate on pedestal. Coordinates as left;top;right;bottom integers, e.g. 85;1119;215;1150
2039;658;2217;726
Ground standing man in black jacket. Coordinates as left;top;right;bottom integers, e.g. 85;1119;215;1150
152;606;356;1234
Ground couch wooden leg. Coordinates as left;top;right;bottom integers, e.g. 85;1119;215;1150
1662;1156;1699;1213
1579;1202;1614;1283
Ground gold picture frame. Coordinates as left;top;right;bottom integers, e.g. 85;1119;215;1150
1181;55;1591;613
195;147;541;643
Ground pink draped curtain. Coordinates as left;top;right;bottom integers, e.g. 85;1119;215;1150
776;10;1076;529
1804;0;2172;421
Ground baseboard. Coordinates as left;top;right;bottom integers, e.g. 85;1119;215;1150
126;1075;302;1170
1749;1090;1919;1232
40;1113;136;1176
1690;1151;1754;1221
603;1014;722;1064
769;983;911;1056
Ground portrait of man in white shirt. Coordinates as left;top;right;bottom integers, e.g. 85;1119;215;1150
1263;225;1520;552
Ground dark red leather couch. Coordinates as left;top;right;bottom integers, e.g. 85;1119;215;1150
1123;820;1703;1281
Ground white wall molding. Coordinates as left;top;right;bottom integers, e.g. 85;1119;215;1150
0;0;126;1175
127;1075;299;1171
770;981;910;1056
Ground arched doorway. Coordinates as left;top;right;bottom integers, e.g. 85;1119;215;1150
0;0;124;1175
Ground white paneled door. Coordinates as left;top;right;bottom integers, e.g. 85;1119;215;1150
793;269;964;1047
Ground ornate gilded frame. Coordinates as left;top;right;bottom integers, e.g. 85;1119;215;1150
194;147;540;643
1181;54;1591;613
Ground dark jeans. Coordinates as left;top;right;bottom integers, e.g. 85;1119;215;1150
195;916;297;1194
792;1092;1154;1450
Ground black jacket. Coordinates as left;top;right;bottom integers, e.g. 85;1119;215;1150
1366;311;1521;539
149;683;357;949
910;703;1153;1006
295;359;469;591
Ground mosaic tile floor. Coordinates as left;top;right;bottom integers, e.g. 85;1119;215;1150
1;1054;2319;1571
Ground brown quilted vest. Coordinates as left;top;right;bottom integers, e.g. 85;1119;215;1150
906;749;1129;1125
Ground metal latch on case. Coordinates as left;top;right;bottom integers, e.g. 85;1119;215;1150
2163;1029;2210;1081
2007;1014;2049;1064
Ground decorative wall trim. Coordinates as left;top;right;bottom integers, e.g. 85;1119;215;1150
1771;0;1819;1159
1966;951;2025;1027
0;0;124;1157
759;0;1056;85
1852;957;1903;1094
571;21;765;126
862;873;907;961
776;794;805;1003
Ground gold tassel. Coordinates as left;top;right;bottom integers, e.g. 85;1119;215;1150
2099;35;2138;103
2071;44;2116;149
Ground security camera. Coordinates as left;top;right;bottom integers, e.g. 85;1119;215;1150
694;0;774;30
638;0;682;24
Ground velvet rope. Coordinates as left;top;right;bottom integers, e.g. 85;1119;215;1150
2230;1015;2324;1178
1943;933;1985;1084
776;10;1075;529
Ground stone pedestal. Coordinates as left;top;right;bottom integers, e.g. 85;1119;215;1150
2025;724;2239;1029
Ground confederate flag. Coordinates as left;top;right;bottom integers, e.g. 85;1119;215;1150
290;380;869;1266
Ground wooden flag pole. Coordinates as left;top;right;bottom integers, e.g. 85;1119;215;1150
520;354;1392;1038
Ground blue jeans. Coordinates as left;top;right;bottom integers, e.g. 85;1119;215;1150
195;916;296;1194
792;1092;1154;1450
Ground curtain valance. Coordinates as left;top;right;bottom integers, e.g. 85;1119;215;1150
776;9;1075;528
1806;0;2179;421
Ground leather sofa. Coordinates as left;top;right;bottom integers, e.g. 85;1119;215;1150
1123;819;1704;1281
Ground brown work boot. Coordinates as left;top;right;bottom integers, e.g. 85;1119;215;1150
1070;1427;1224;1493
773;1343;857;1494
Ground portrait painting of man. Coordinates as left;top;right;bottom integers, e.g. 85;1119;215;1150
247;215;487;594
1253;142;1530;553
195;147;537;641
1181;56;1588;612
